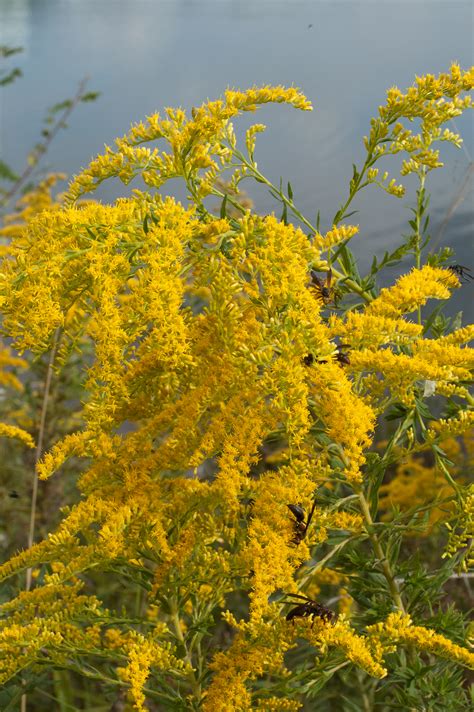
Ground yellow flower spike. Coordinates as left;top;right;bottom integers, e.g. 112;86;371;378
255;698;302;711
0;423;34;449
443;484;474;570
425;410;474;443
368;612;474;669
297;618;387;678
66;86;311;203
203;619;294;712
366;265;460;319
350;348;468;407
309;361;375;483
312;224;359;251
328;311;423;349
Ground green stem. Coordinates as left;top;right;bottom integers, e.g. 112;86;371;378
332;153;377;226
357;490;406;614
171;610;202;705
232;150;374;303
414;168;427;325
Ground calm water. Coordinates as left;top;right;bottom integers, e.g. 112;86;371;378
1;0;473;315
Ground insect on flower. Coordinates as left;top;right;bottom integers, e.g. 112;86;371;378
303;344;351;368
335;343;351;366
448;264;473;283
287;500;317;544
310;268;334;304
283;593;336;625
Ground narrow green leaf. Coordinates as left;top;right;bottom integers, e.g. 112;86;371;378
48;99;73;115
0;46;23;58
341;209;359;220
0;67;22;86
80;91;101;102
0;159;18;182
220;194;227;219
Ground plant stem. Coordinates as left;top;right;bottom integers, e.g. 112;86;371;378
1;79;90;212
21;331;59;712
25;329;60;591
230;150;374;303
414;168;426;325
357;489;406;614
171;610;202;705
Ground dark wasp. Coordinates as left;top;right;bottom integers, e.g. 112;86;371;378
310;268;334;304
335;343;351;366
287;499;317;544
302;343;351;369
283;593;336;625
448;264;473;283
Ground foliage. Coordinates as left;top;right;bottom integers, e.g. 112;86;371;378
0;46;99;215
0;65;473;711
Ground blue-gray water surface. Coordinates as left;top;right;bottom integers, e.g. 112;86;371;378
1;0;473;317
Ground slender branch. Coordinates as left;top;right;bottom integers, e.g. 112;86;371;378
21;331;60;712
1;78;89;211
171;609;202;704
229;149;374;303
26;329;60;591
357;489;406;614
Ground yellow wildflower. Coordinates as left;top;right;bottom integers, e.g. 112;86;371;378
369;612;474;669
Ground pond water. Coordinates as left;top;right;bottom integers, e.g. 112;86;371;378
1;0;473;316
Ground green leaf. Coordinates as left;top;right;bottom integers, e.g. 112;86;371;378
48;99;73;115
287;181;293;200
220;194;227;219
0;67;22;86
341;209;359;220
80;91;101;102
0;159;18;182
0;46;23;58
315;210;321;232
450;311;463;332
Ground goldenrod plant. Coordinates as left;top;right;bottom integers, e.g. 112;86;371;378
0;66;473;711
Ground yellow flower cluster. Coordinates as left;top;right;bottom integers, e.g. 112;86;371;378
117;634;187;712
0;343;34;448
0;422;34;449
369;612;474;669
311;224;359;250
367;63;473;185
293;617;387;678
66;86;312;204
203;618;293;712
366;265;459;319
444;484;474;571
